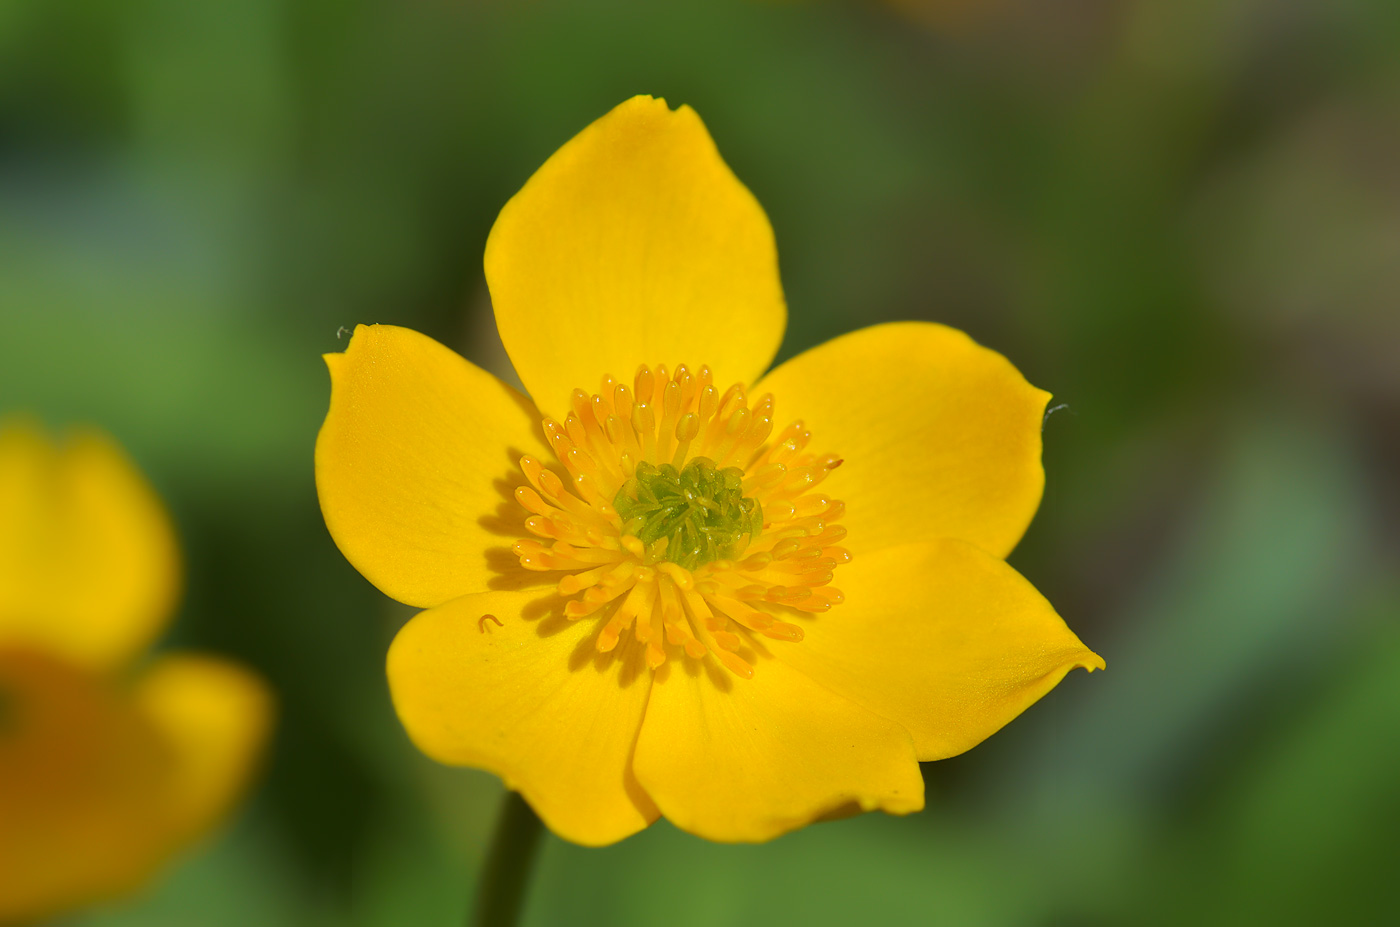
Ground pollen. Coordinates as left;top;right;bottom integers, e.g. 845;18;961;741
510;364;849;679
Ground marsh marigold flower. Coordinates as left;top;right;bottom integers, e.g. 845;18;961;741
316;96;1103;845
0;422;272;920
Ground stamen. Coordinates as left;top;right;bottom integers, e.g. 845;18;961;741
509;364;849;678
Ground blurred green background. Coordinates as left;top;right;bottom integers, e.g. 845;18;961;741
3;0;1398;923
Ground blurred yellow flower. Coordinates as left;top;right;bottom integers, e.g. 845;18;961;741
0;422;272;921
316;96;1102;845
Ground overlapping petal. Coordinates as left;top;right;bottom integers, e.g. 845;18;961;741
0;648;272;921
0;648;171;922
387;590;657;846
0;422;180;668
633;652;924;843
756;322;1052;559
316;324;550;608
485;96;786;417
776;539;1104;761
130;653;273;846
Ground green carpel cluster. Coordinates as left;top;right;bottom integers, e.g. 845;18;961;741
613;458;762;570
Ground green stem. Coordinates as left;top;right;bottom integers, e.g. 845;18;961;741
471;791;545;927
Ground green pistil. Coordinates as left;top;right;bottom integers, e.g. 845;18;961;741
613;457;762;570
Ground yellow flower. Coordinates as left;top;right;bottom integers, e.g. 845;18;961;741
316;96;1102;845
0;422;272;921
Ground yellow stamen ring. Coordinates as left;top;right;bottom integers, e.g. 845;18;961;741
511;364;848;678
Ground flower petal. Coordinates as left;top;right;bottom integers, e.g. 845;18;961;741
776;539;1104;762
387;590;657;846
130;652;273;847
632;653;923;843
756;321;1052;559
0;647;171;921
0;422;180;668
315;324;550;608
484;96;786;417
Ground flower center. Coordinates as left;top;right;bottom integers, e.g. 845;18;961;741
614;459;761;570
511;363;849;678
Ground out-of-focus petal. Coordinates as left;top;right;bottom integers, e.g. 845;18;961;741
0;422;180;668
130;652;273;846
0;647;170;921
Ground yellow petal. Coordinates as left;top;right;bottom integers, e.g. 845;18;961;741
632;653;924;843
777;539;1104;762
387;590;657;846
756;321;1051;559
130;652;273;847
0;421;180;668
0;647;171;922
484;96;786;417
315;324;550;608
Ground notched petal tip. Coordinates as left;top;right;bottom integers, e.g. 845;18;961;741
321;323;379;378
616;92;673;114
1078;651;1107;673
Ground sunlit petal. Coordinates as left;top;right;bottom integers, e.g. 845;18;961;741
388;590;657;845
633;653;923;843
316;324;550;608
485;96;786;416
777;539;1103;760
757;322;1051;559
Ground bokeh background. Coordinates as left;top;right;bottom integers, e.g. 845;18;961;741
4;0;1398;923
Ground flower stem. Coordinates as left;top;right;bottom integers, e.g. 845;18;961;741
472;791;544;927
